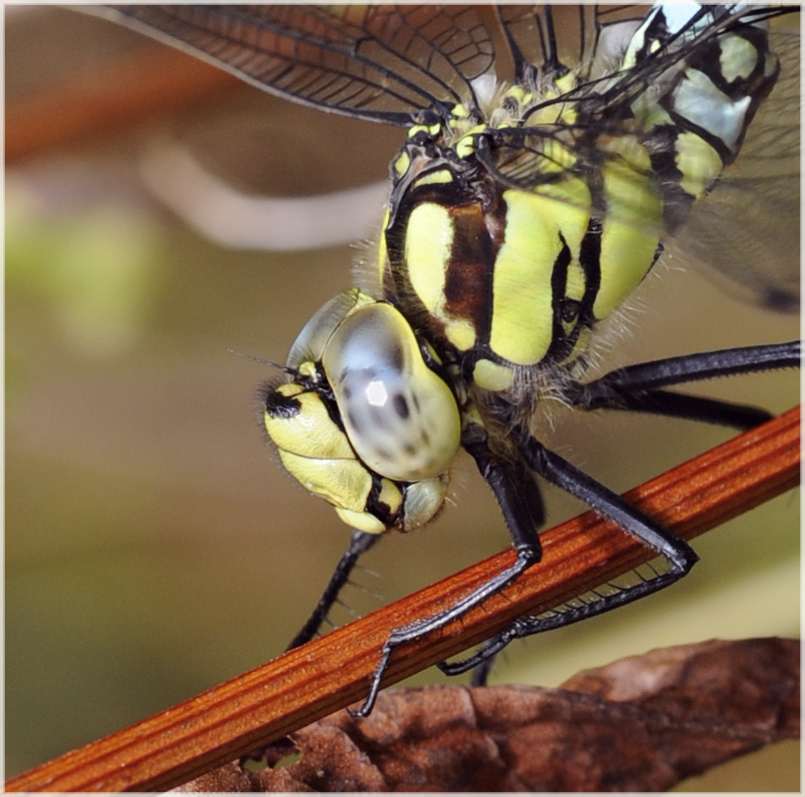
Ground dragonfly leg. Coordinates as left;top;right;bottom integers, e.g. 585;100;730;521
443;342;799;676
440;428;698;676
350;433;545;717
567;340;800;428
287;529;381;651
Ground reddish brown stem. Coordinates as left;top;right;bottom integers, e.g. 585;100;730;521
5;407;800;793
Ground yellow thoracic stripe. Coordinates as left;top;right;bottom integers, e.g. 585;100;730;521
377;4;783;400
387;141;663;383
594;136;663;321
490;187;587;366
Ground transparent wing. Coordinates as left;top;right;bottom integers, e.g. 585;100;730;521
488;9;800;310
664;30;800;311
100;5;495;126
495;5;650;83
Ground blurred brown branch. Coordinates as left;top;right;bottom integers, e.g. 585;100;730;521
5;406;799;793
5;9;242;164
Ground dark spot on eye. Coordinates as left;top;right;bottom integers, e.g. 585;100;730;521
342;385;352;400
347;410;362;433
404;443;417;456
394;393;410;419
374;445;393;462
386;343;404;374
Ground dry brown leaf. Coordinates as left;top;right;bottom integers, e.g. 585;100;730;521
174;637;799;792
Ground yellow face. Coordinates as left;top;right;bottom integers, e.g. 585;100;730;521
262;290;459;534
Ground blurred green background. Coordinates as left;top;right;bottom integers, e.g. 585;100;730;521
6;6;799;789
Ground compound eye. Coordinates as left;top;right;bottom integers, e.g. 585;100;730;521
323;303;461;482
285;288;375;369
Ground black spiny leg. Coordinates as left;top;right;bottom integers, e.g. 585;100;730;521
466;437;545;687
567;341;801;428
350;429;545;717
440;340;799;676
287;529;381;650
440;427;699;676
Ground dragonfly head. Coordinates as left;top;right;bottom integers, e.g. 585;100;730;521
261;289;461;533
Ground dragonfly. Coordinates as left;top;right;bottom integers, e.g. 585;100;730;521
99;4;800;716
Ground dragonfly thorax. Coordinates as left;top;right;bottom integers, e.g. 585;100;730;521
379;130;663;398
